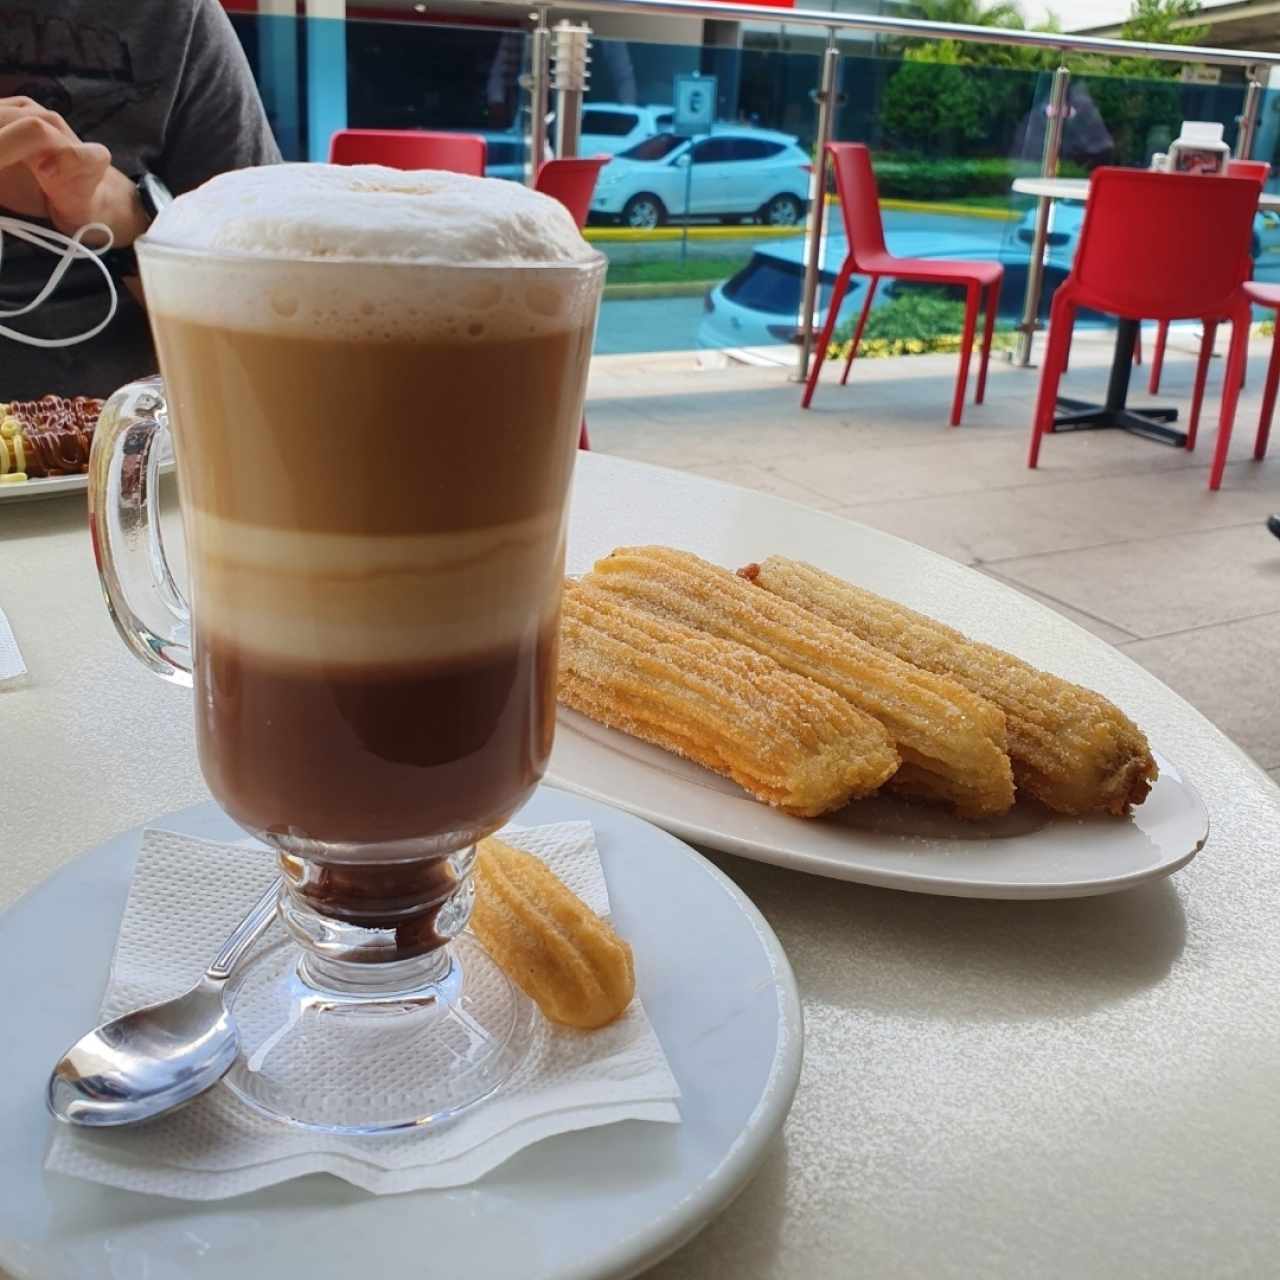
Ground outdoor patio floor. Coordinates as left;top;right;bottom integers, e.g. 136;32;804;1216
584;327;1280;788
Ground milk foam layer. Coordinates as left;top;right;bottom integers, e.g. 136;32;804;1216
189;510;565;666
149;164;596;265
141;165;603;341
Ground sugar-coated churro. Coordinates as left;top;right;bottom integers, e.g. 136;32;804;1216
560;579;898;815
585;547;1015;818
741;556;1156;815
472;835;635;1029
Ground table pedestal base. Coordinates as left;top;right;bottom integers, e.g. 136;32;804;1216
1051;317;1187;448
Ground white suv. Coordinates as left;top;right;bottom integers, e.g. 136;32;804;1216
579;104;675;157
590;128;812;228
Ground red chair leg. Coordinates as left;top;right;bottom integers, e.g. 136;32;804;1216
1149;320;1168;394
840;275;879;386
1210;305;1251;490
578;419;590;450
1132;324;1142;366
975;279;1000;405
1254;320;1280;461
801;257;855;410
950;281;980;427
1029;292;1074;468
1187;319;1217;452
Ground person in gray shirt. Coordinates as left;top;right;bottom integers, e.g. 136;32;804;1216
0;0;281;399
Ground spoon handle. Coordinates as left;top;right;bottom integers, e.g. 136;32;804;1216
206;879;283;981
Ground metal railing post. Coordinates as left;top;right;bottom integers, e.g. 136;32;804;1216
1236;77;1263;159
795;31;840;384
525;8;550;186
552;21;591;159
1015;63;1070;368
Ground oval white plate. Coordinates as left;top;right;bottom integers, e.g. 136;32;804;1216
548;719;1207;900
0;788;802;1280
0;472;90;503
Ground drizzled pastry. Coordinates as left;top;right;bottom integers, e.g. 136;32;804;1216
0;396;103;480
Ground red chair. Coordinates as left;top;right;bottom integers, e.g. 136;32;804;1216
1219;280;1280;477
1028;168;1258;489
328;129;486;175
803;143;1003;426
536;156;609;227
536;157;610;451
1147;159;1270;394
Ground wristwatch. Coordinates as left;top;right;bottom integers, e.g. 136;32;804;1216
101;171;174;278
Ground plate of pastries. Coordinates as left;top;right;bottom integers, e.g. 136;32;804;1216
548;546;1208;899
0;395;104;500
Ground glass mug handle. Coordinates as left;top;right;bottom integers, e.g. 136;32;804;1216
87;375;193;687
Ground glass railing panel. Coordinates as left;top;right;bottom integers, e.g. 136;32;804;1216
227;13;532;179
584;33;824;359
222;13;1276;357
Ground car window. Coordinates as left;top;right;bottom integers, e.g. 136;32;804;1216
582;110;640;137
730;139;786;161
691;138;736;164
654;112;674;128
722;255;835;313
619;134;689;161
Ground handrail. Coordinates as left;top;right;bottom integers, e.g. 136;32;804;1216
453;0;1280;68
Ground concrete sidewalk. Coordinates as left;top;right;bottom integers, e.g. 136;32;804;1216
584;330;1280;787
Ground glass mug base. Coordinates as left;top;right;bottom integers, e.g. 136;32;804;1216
223;933;538;1134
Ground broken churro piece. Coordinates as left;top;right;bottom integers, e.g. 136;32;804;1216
586;547;1015;818
472;835;636;1030
561;579;898;816
743;556;1156;815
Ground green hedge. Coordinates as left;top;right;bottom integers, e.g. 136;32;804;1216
871;155;1086;201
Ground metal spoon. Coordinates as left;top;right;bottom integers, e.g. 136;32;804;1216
47;878;282;1127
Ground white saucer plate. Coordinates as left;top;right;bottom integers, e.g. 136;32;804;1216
0;787;802;1280
548;719;1207;900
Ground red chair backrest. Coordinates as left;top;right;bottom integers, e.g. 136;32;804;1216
328;129;487;176
1068;168;1258;321
825;143;889;264
536;157;610;229
1226;158;1270;186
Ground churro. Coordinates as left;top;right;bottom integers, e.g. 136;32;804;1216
472;835;635;1030
584;547;1015;818
561;579;898;815
742;556;1157;815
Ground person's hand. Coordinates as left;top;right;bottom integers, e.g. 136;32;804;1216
0;97;149;248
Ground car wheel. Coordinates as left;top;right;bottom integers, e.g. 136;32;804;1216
760;194;804;227
621;194;666;230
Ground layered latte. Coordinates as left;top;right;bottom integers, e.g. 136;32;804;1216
142;165;602;864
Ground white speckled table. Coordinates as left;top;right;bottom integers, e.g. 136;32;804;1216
4;452;1279;1277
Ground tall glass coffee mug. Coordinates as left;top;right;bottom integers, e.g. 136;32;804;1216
89;227;605;1132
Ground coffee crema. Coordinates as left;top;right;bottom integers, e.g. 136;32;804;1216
141;165;602;861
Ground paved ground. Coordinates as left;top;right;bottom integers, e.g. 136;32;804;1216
583;328;1280;787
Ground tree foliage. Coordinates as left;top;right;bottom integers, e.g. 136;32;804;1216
882;0;1211;158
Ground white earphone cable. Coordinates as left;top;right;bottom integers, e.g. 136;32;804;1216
0;215;120;348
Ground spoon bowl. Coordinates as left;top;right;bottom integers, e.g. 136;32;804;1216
47;879;281;1127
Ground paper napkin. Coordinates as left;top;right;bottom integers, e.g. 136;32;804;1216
0;604;26;683
45;821;680;1199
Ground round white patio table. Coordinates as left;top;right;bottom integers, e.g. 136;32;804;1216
3;452;1280;1277
1014;173;1280;209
